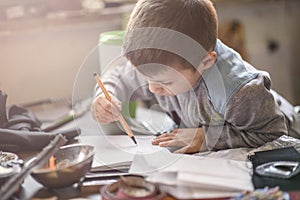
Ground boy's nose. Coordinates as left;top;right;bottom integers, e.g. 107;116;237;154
148;82;164;94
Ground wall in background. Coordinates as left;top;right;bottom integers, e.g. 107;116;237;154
0;14;123;105
215;0;300;104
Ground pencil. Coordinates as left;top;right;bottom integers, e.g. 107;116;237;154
93;73;137;145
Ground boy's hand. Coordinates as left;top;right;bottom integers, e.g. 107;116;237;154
91;94;122;124
152;128;205;154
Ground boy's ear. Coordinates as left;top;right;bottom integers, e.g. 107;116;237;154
200;51;217;71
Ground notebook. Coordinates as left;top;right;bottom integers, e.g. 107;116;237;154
78;135;164;172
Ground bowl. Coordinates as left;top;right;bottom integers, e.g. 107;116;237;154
100;176;166;200
30;144;94;188
0;152;22;186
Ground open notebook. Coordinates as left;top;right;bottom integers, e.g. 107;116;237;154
78;135;164;172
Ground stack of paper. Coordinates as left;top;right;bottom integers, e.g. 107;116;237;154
129;150;253;199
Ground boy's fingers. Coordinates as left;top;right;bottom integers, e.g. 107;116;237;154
91;95;123;124
152;132;175;142
99;100;120;115
154;131;178;139
152;129;180;144
98;108;119;122
111;98;122;111
95;111;109;123
152;135;175;145
92;103;120;124
96;113;113;123
158;140;183;148
94;95;121;113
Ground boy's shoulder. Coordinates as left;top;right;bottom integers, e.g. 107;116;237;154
202;39;266;115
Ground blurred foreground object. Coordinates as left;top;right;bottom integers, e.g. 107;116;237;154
30;144;94;188
0;134;67;200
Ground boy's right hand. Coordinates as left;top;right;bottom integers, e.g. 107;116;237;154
91;94;122;124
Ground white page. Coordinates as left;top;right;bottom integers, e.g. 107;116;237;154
178;171;253;191
130;151;253;196
79;135;164;170
145;171;241;199
130;147;180;174
164;155;253;191
163;155;250;176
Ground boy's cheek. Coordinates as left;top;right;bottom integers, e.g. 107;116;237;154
169;84;190;95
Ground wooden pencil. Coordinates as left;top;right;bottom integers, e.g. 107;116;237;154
93;73;137;145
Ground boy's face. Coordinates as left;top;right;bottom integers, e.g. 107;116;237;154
138;64;202;96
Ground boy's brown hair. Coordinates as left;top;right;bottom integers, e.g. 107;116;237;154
123;0;218;70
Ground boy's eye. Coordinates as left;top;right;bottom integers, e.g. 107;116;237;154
162;82;173;86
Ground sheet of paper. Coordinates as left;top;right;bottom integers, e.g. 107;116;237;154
166;156;253;192
177;171;253;191
130;151;253;198
130;147;180;174
144;171;241;199
164;155;252;178
78;135;165;171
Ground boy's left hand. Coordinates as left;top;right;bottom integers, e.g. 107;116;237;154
152;128;205;154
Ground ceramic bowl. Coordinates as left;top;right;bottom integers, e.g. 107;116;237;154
30;144;94;188
0;151;22;186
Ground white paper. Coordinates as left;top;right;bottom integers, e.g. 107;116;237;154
79;135;165;171
165;155;253;192
129;147;180;174
79;135;253;199
130;152;253;198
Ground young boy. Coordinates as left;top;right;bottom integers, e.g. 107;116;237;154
91;0;300;153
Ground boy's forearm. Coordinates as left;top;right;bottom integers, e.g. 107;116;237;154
203;124;284;151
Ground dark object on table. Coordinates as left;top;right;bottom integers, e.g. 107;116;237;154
0;90;80;152
30;144;94;188
0;128;80;152
0;90;41;131
249;146;300;191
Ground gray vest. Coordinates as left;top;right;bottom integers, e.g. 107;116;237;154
203;40;259;116
204;40;300;138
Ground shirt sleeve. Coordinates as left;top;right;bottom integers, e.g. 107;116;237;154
203;74;288;151
94;61;153;103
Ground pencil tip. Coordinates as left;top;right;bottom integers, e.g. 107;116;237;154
93;72;98;77
131;136;137;145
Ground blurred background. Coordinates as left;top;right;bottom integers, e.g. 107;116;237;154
0;0;299;106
